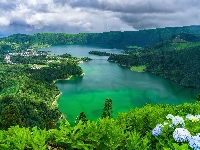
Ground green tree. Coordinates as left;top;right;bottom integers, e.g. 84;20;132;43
74;112;88;125
101;98;113;119
44;118;57;130
1;104;23;130
196;94;200;102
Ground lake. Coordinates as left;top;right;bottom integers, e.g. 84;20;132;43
40;45;200;125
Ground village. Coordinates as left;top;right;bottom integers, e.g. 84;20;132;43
4;50;92;70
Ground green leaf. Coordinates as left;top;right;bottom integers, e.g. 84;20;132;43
173;143;189;150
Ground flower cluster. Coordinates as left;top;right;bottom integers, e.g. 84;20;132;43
189;134;200;150
186;114;200;122
152;114;200;149
166;114;174;119
152;124;163;136
186;114;194;120
173;128;191;142
195;115;200;119
172;116;185;126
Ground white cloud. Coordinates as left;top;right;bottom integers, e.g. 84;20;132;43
0;17;10;26
0;0;200;35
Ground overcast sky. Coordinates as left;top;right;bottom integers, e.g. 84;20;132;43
0;0;200;36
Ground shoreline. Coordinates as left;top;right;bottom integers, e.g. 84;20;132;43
51;72;85;106
52;73;85;84
52;75;73;84
52;92;62;106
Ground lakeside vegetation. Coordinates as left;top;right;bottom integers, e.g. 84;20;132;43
1;26;200;149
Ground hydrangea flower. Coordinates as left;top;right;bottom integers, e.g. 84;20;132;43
189;134;200;150
166;114;174;119
172;116;184;126
173;128;191;142
195;115;200;119
186;114;194;120
189;116;199;122
152;124;163;136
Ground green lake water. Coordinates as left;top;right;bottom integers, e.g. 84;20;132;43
40;45;200;125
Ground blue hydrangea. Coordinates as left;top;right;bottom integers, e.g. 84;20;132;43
152;124;163;136
169;122;185;129
186;114;194;120
173;128;191;142
172;116;184;126
189;134;200;150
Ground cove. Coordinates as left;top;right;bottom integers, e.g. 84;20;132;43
40;45;200;125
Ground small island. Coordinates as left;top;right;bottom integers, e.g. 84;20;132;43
89;51;111;56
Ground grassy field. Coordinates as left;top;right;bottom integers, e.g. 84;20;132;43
130;65;146;72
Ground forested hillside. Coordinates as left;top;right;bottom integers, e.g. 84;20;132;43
1;25;200;50
0;53;83;129
108;33;200;89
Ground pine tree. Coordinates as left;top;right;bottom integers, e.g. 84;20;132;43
101;98;113;119
196;94;200;102
1;104;23;130
74;112;88;125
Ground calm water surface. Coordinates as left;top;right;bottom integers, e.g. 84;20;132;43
40;45;200;125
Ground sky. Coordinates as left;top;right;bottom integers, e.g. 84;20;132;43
0;0;200;36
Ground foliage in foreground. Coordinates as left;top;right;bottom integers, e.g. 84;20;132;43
1;102;200;149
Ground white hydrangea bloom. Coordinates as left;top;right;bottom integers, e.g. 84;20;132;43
186;114;194;120
173;128;191;142
166;114;174;119
172;116;184;126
